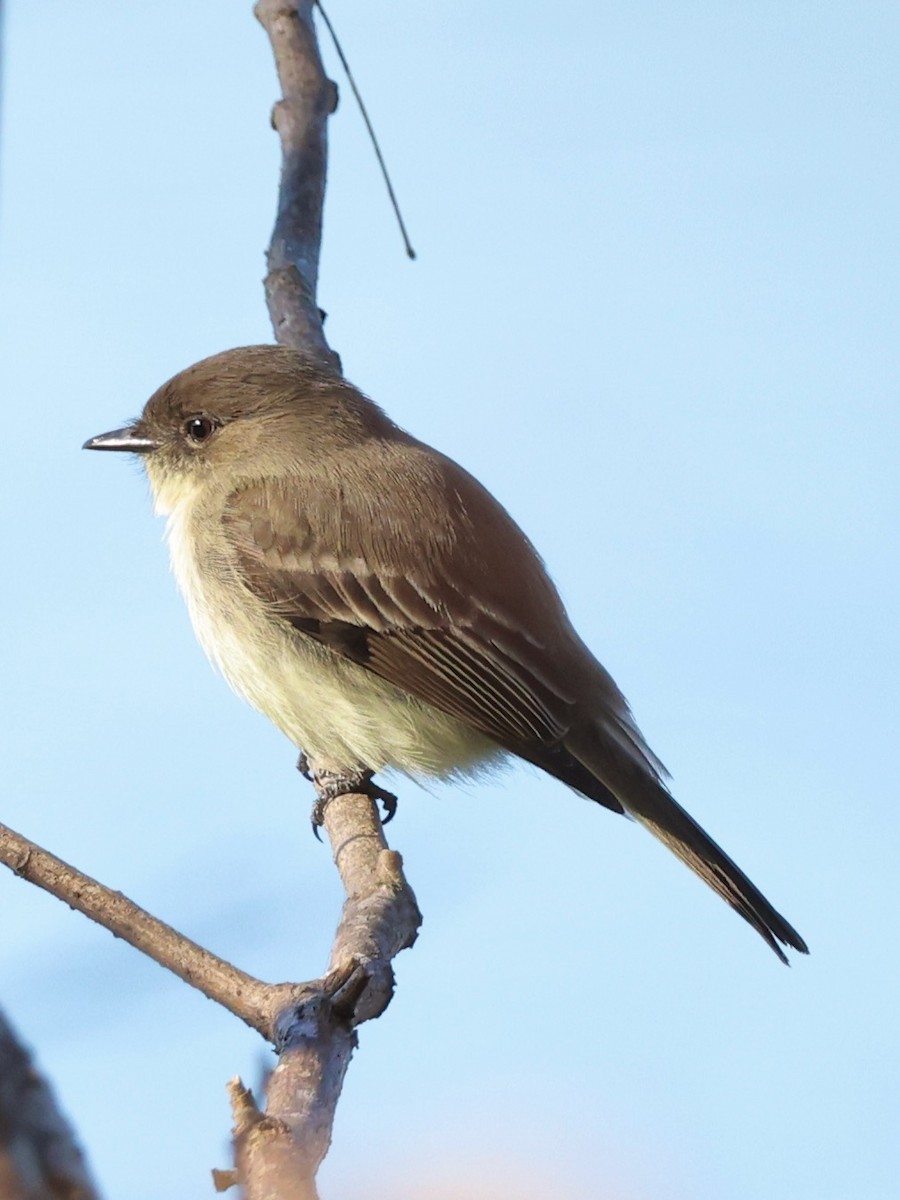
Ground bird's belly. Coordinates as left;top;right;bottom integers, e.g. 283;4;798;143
167;510;500;777
216;603;500;777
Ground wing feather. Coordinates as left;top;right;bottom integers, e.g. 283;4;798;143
222;470;579;758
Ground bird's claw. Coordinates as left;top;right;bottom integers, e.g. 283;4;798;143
368;782;397;824
307;767;398;839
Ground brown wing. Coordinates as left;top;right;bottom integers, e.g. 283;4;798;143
221;443;624;812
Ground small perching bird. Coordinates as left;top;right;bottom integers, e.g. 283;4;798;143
85;345;808;963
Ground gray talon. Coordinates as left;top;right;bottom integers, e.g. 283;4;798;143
307;768;399;836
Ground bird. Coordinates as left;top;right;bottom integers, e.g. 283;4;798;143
84;344;808;963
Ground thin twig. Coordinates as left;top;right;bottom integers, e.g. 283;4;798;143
314;0;417;259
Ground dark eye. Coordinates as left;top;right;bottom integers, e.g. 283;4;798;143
184;416;215;443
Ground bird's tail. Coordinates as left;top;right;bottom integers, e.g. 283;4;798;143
565;716;808;963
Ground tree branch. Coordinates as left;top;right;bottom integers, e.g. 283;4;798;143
0;821;278;1036
0;1008;101;1200
0;805;419;1043
256;0;340;372
217;791;421;1196
0;791;421;1196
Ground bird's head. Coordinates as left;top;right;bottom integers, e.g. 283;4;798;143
84;344;387;513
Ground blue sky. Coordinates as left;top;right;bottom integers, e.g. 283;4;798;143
1;3;898;1197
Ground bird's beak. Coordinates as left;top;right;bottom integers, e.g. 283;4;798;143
83;426;159;454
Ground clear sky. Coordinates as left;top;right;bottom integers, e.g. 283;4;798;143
1;3;897;1198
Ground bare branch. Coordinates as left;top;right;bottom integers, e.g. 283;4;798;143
0;811;419;1042
208;789;421;1196
0;1008;101;1200
237;793;421;1195
1;801;421;1195
1;793;421;1195
255;0;340;371
0;821;280;1037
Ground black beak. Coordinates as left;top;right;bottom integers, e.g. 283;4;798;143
83;427;159;453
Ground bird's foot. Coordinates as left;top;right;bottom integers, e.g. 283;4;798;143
308;767;398;839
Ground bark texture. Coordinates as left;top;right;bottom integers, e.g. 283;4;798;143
0;1010;101;1200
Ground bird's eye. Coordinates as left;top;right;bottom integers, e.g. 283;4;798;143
184;416;216;444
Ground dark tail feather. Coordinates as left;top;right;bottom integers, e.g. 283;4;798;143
566;728;808;963
625;779;808;963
